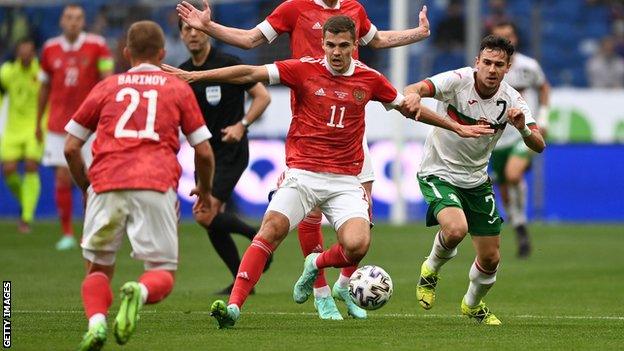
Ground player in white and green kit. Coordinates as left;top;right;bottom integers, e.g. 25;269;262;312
404;35;545;325
0;38;42;233
490;21;550;258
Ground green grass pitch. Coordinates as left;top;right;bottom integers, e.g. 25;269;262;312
1;220;623;350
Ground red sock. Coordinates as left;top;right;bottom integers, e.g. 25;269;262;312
340;265;358;278
229;236;275;308
81;272;113;319
315;243;356;269
298;213;328;289
55;183;73;235
139;270;175;304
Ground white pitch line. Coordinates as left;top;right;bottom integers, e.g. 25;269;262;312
12;310;624;321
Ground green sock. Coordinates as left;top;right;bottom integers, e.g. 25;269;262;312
5;172;22;203
21;172;41;223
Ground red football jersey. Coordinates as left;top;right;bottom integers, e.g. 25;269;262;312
267;57;403;175
256;0;377;60
65;64;211;194
39;32;112;133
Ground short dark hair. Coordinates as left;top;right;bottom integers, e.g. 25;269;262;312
127;21;165;60
479;34;514;61
322;15;356;41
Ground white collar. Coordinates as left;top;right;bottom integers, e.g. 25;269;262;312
313;0;341;10
60;32;86;52
128;63;162;72
322;57;355;76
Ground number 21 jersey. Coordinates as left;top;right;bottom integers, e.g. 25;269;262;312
65;64;211;194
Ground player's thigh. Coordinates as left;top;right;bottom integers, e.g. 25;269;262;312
82;188;128;266
257;210;291;247
320;177;370;232
24;136;43;164
126;188;179;270
0;134;25;164
505;155;531;184
462;181;503;236
266;168;317;231
418;175;465;229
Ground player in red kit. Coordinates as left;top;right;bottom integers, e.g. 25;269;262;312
36;4;114;251
65;21;215;350
177;0;431;319
164;15;492;329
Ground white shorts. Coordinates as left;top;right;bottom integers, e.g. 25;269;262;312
267;168;370;231
81;187;179;271
43;131;94;167
357;135;375;183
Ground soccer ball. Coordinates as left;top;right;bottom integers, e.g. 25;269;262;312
348;265;393;310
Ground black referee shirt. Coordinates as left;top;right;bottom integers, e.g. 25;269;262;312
179;47;255;152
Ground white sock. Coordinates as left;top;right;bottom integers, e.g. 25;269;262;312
138;283;149;305
313;285;331;298
507;181;527;227
88;313;106;329
336;274;350;289
424;231;457;272
464;260;497;307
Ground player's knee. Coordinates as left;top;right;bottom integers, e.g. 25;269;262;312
24;160;39;172
343;238;370;263
478;251;500;270
505;167;524;185
257;213;290;246
443;223;468;244
2;163;17;175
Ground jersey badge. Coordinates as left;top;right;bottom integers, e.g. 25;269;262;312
312;22;322;30
468;99;477;105
353;88;366;104
205;86;222;106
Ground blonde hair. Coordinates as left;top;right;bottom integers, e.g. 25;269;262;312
126;21;165;60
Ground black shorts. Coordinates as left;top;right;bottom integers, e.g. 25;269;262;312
211;144;249;203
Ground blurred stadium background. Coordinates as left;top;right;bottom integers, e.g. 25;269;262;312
1;0;623;222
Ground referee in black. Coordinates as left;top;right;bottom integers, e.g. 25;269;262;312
179;19;272;294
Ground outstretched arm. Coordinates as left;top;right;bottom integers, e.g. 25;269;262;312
177;0;267;49
162;63;270;85
368;6;430;49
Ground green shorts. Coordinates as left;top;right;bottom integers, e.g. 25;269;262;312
0;132;43;162
490;141;533;184
418;175;503;236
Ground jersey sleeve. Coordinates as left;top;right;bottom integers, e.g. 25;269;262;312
97;40;114;74
266;58;303;88
178;83;212;146
373;74;404;111
38;46;52;83
427;69;465;103
512;91;536;126
356;5;378;46
65;80;107;140
256;1;298;43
